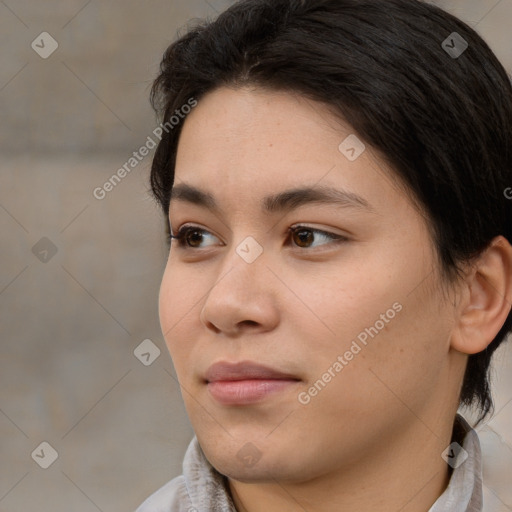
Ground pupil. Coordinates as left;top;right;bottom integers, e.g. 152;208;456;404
295;229;313;247
188;230;203;247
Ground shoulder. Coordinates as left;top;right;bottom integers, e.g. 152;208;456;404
135;436;236;512
135;475;193;512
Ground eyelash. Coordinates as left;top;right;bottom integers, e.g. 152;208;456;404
168;225;348;251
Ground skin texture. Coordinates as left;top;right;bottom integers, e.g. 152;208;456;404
159;86;512;512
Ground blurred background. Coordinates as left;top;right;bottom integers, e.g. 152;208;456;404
1;0;511;510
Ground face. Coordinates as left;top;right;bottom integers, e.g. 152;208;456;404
159;86;463;483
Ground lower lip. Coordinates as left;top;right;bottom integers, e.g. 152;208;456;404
207;379;299;405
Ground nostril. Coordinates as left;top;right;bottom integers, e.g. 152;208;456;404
240;320;259;328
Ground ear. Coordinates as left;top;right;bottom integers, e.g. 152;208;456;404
451;236;512;355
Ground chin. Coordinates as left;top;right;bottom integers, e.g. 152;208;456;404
210;453;297;483
198;433;314;484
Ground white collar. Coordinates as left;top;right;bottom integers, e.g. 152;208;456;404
428;414;483;512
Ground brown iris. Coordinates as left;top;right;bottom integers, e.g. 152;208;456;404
291;228;314;248
185;229;204;248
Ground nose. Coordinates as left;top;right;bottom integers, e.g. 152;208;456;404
199;249;280;337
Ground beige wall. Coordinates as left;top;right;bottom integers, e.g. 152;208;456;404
1;1;511;511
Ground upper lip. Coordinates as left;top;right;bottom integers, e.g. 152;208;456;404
205;361;300;382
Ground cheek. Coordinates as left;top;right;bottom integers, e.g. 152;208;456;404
293;256;403;352
296;239;451;383
158;263;174;341
158;261;201;363
319;277;453;414
292;283;453;447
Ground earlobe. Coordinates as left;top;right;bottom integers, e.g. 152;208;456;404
451;235;512;355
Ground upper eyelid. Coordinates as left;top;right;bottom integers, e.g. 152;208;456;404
172;223;341;235
172;224;219;238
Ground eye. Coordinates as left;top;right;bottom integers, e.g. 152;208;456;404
169;225;221;249
287;225;348;249
169;224;348;251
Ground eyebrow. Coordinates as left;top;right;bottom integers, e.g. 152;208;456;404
169;183;375;215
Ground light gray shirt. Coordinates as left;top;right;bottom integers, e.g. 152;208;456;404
136;414;482;512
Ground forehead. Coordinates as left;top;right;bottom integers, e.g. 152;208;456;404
172;86;410;219
175;86;345;172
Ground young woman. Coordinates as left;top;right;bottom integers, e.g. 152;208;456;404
137;0;512;510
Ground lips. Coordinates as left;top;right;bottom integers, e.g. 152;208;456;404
205;361;299;382
204;361;300;405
